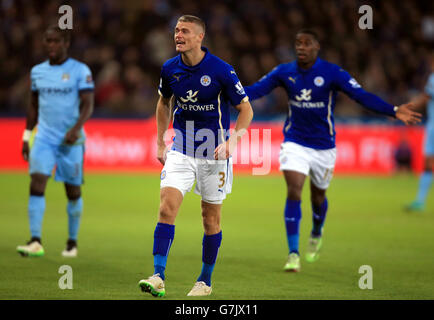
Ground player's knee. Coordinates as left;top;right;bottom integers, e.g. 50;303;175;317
159;202;177;222
287;187;302;201
311;193;326;207
202;215;220;233
66;190;81;201
30;175;47;195
65;184;81;200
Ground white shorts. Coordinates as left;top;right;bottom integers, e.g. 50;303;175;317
279;141;337;190
160;150;233;204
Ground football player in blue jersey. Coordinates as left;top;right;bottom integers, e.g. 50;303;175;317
245;29;421;272
17;25;94;258
405;54;434;212
138;15;253;297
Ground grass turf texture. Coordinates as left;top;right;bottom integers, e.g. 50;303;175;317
0;172;433;300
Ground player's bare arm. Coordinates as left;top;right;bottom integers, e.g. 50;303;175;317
22;91;39;161
156;95;172;165
64;91;94;145
214;100;253;160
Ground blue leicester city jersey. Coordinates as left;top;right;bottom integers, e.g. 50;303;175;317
245;58;395;149
31;58;94;145
158;47;248;158
425;73;434;128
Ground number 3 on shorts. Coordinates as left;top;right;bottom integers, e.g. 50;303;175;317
218;171;225;188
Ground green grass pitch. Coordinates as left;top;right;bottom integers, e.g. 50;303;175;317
0;172;433;300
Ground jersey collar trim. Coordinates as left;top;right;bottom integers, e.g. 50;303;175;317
178;47;209;71
296;57;322;73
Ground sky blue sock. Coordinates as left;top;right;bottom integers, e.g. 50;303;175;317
416;171;432;204
28;195;45;239
197;231;222;287
284;199;301;255
312;198;328;237
67;197;83;241
153;222;175;280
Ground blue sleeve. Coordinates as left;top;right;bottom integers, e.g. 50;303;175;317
78;64;94;91
244;66;282;101
334;67;396;117
425;74;434;98
220;66;249;106
158;65;173;98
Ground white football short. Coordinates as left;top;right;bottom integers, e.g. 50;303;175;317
160;150;233;204
279;141;337;190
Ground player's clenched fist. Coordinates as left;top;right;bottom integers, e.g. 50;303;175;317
214;139;236;160
64;128;80;144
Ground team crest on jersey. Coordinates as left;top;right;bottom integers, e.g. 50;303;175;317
62;73;70;82
200;75;211;86
314;76;324;87
86;75;93;83
160;170;166;180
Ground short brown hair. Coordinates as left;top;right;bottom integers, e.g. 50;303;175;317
177;15;206;34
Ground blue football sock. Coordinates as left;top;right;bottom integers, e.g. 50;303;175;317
28;195;45;239
312;198;328;237
416;171;432;205
154;255;167;277
284;199;301;255
197;231;222;287
152;222;175;280
67;197;83;241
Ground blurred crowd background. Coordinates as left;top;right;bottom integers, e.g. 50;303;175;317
1;0;433;120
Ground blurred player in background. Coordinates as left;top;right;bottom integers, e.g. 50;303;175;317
138;15;253;297
17;25;94;258
245;29;421;272
405;54;434;212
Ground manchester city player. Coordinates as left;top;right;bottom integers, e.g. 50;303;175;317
138;15;253;297
17;25;94;258
405;54;434;212
245;29;421;272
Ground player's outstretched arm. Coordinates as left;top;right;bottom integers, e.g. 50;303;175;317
214;100;253;160
244;67;281;102
395;102;422;125
156;95;172;165
335;68;422;125
64;91;94;144
22;91;39;161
